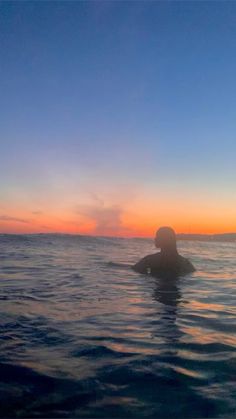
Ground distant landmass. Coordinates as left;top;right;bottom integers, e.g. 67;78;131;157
177;233;236;242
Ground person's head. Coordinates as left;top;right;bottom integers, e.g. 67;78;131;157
154;226;177;252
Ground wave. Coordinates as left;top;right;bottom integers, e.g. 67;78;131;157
0;236;235;417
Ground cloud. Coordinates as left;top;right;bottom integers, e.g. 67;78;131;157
87;192;104;207
0;215;30;224
32;211;43;215
87;205;122;234
75;187;139;236
77;203;131;236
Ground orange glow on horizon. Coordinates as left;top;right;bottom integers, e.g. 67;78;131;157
0;215;235;237
1;199;236;236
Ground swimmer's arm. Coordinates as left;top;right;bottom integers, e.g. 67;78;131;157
132;256;150;274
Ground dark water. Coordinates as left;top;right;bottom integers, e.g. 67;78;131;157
0;234;235;418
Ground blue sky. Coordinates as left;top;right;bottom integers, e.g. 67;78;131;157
0;1;236;234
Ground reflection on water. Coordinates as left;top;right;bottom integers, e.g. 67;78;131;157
0;234;236;418
153;276;182;307
152;277;183;349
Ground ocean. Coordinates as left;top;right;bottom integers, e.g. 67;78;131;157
0;234;235;418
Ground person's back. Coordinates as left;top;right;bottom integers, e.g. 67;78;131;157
133;226;195;277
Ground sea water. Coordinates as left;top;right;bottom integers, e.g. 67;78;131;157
0;234;235;418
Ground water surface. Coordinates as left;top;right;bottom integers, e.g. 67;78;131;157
0;234;235;417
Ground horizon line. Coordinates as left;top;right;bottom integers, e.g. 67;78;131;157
1;231;236;240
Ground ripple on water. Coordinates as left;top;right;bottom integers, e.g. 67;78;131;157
0;235;236;417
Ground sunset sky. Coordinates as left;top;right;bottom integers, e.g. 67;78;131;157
1;1;236;236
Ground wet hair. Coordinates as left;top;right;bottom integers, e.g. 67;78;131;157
155;226;177;249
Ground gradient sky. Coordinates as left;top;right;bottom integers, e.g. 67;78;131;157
1;1;236;236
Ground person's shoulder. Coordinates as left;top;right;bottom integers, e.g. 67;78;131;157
136;252;160;264
145;252;161;262
133;252;160;274
179;255;195;272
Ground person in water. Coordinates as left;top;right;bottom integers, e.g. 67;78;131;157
133;226;195;276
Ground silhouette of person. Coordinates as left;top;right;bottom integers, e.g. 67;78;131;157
133;226;195;277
